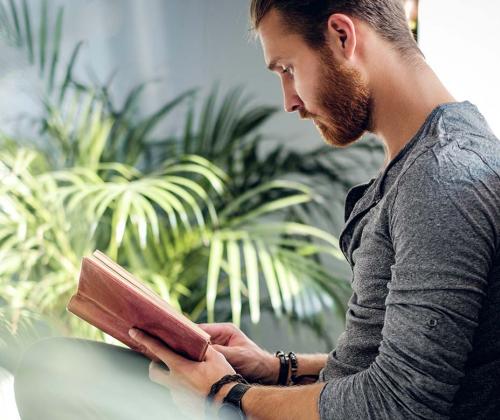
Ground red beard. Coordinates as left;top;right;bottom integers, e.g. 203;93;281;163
301;47;372;147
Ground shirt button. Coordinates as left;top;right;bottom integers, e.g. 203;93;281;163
426;318;438;329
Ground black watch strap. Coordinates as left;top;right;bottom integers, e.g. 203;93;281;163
222;382;251;413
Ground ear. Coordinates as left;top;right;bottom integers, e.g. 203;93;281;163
325;13;357;61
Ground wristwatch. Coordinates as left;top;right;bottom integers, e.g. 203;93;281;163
218;383;251;419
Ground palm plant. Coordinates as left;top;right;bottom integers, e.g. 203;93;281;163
0;0;383;354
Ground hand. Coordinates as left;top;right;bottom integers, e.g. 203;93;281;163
200;323;278;384
128;328;236;418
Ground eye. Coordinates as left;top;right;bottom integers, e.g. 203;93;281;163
281;66;294;76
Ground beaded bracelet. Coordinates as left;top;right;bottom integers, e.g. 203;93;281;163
288;351;299;384
275;350;290;385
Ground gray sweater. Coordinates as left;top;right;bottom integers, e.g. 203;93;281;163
318;102;500;419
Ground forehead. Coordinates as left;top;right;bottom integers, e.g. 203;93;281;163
257;9;308;66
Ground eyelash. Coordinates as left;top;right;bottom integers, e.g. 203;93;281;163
281;66;293;76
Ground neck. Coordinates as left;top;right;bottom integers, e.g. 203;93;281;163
368;54;455;165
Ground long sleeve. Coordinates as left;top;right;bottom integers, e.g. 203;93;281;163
319;144;499;419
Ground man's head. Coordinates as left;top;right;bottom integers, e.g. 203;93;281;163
251;0;421;147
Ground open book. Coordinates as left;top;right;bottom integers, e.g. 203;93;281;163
67;250;211;362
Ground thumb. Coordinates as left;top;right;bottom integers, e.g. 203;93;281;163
200;323;232;344
211;344;238;359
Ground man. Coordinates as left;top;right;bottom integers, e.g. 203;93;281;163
130;0;500;419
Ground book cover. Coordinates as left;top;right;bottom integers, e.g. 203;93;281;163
67;250;211;362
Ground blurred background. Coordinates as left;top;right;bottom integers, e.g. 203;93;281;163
0;1;498;418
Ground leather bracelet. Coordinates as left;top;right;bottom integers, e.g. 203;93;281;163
275;351;289;385
288;352;298;384
219;382;252;419
206;374;248;404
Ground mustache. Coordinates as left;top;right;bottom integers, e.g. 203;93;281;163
299;109;316;120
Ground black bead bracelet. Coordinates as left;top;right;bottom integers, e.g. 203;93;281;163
288;351;298;384
275;350;289;385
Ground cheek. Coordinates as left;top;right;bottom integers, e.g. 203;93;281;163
294;61;323;103
295;76;321;112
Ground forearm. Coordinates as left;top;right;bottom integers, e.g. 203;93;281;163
243;383;325;420
267;353;327;385
213;354;328;418
294;353;328;383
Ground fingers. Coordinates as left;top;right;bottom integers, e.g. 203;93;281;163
129;328;185;368
199;323;238;345
211;343;235;358
205;344;233;363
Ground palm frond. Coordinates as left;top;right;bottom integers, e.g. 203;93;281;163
52;157;225;259
0;0;69;95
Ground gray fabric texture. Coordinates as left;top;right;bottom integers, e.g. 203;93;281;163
318;101;500;420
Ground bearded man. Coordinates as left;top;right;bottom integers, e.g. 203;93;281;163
85;1;500;419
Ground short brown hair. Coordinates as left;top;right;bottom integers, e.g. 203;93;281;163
250;0;422;57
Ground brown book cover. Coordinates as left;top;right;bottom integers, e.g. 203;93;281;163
67;250;211;362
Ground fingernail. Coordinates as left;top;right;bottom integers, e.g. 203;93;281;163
129;328;137;338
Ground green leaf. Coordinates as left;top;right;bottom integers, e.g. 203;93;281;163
0;2;15;42
59;41;83;104
21;0;33;63
162;162;226;196
247;222;342;255
48;6;64;93
273;258;292;314
163;175;218;224
228;193;311;227
183;95;196;154
123;90;196;162
140;185;191;231
120;81;153;117
227;239;242;326
7;0;21;45
242;239;260;323
256;242;282;315
206;235;224;323
220;180;312;220
39;0;48;76
149;178;206;230
198;85;218;155
109;190;132;257
133;194;161;244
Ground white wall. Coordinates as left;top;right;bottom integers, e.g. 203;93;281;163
419;0;500;136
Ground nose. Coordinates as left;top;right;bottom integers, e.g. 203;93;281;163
281;80;304;113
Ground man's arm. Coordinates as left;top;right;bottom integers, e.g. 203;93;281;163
318;151;498;419
260;352;328;384
130;329;328;420
212;354;328;419
216;382;326;420
199;323;328;385
288;354;328;384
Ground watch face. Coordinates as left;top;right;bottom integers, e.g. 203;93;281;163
218;403;244;420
